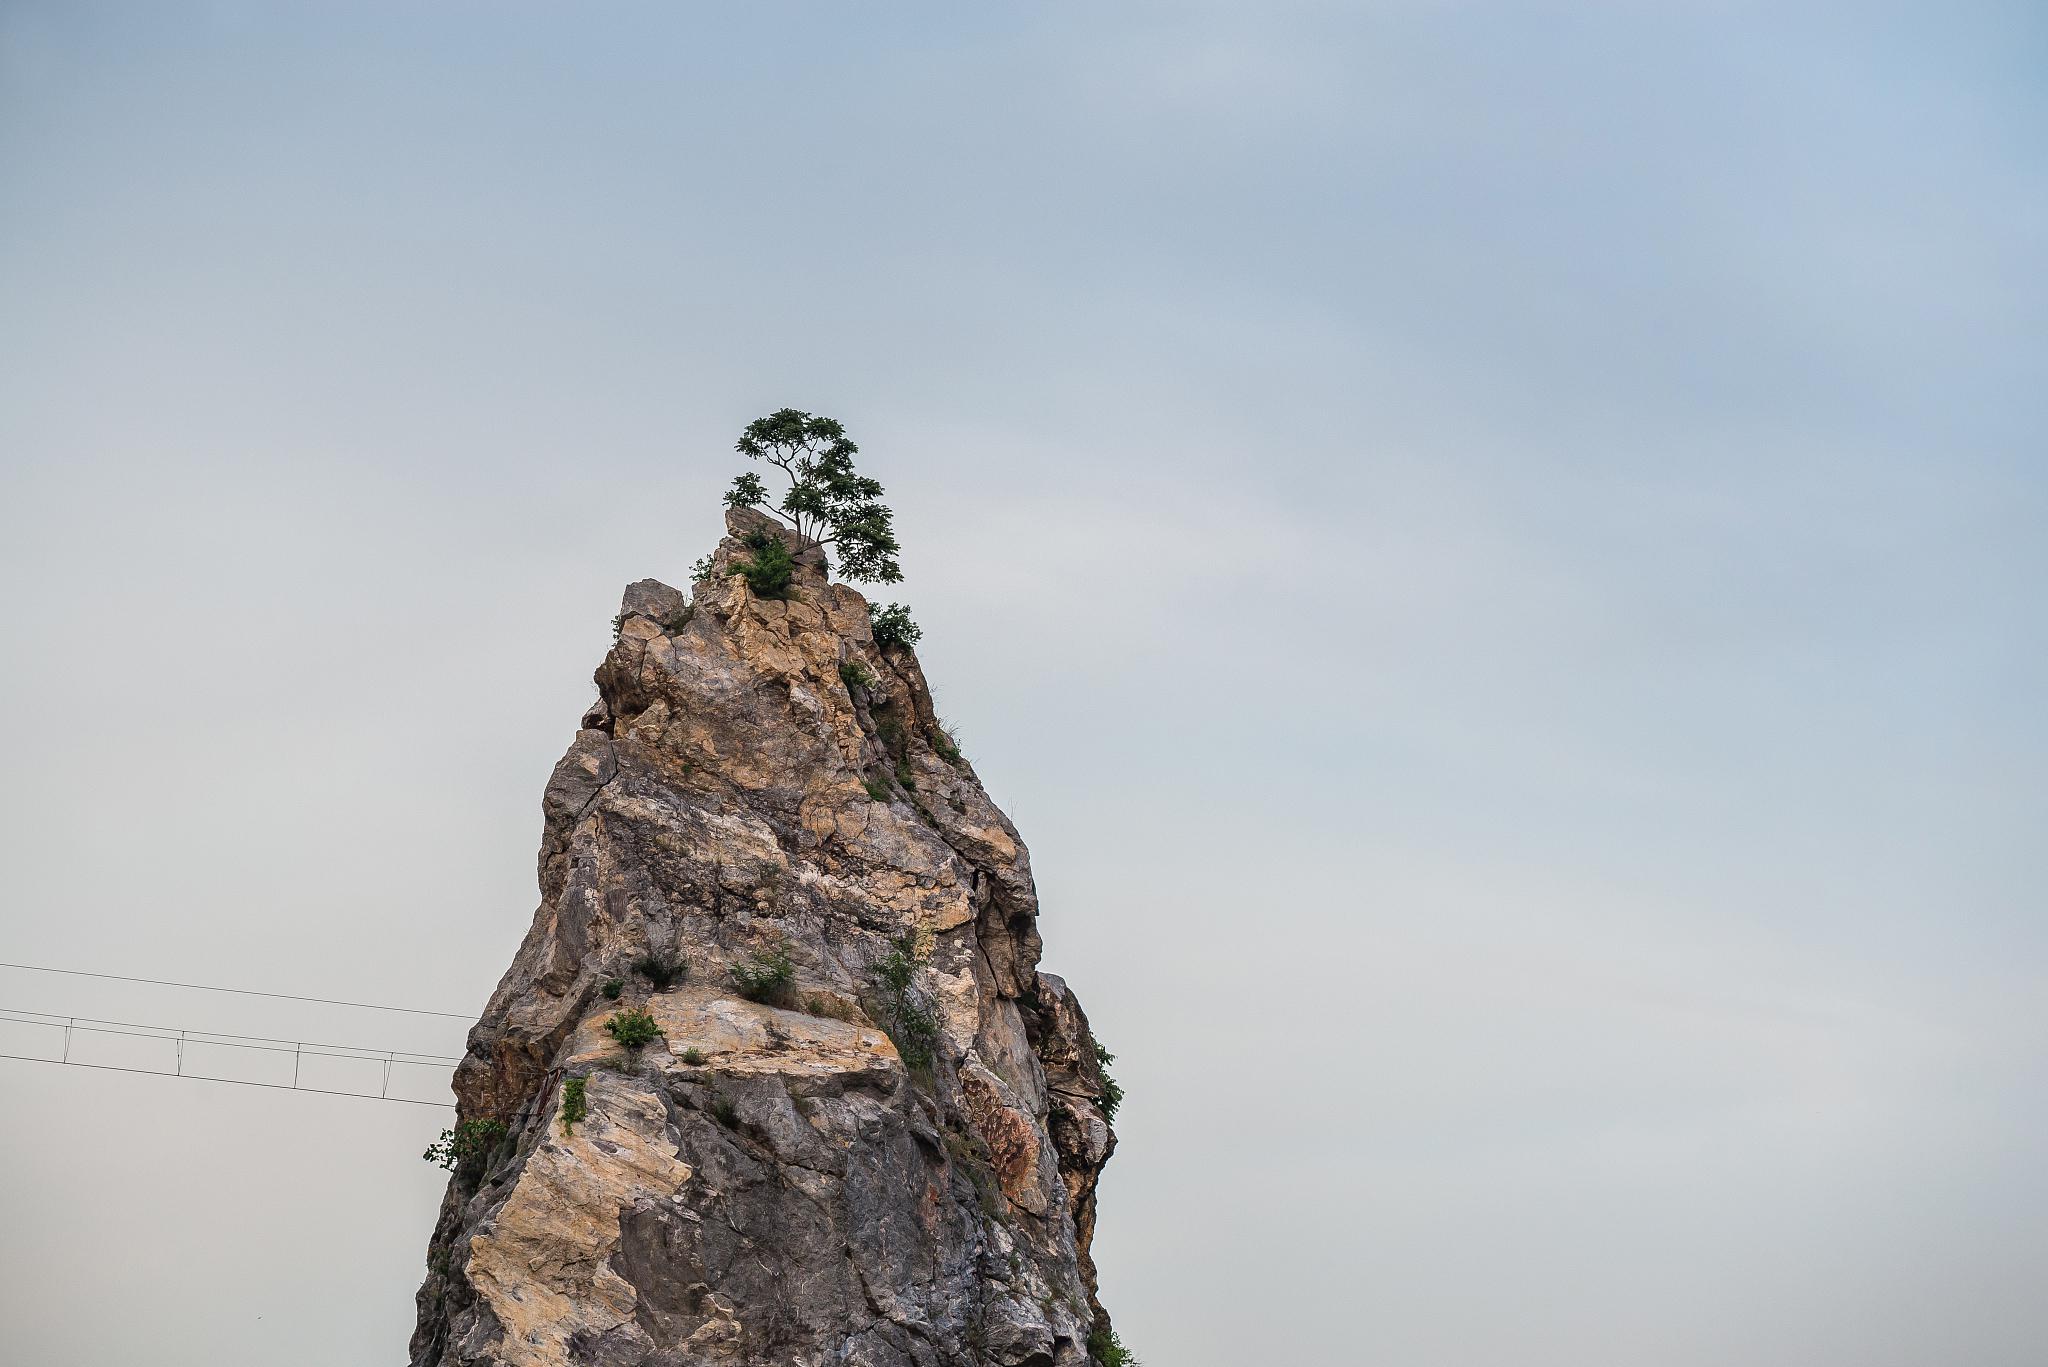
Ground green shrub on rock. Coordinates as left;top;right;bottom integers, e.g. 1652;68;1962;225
1088;1326;1139;1367
731;945;799;1007
869;602;921;649
560;1076;588;1136
424;1118;507;1180
633;951;688;991
605;1009;662;1051
872;932;940;1074
1092;1040;1125;1121
733;531;796;599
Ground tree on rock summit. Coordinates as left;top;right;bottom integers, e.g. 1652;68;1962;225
724;409;903;584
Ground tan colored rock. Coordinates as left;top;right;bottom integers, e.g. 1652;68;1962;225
412;510;1122;1367
466;1075;695;1365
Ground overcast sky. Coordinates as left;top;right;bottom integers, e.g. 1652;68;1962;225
2;3;2043;1364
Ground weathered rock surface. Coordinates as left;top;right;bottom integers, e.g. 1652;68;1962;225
412;508;1121;1367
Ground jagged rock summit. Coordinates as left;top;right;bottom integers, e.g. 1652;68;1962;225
413;508;1121;1367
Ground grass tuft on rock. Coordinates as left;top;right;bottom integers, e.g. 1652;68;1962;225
730;945;799;1007
838;658;876;693
633;951;689;991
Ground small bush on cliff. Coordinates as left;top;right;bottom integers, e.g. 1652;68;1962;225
601;978;624;1000
424;1118;507;1180
875;931;923;996
869;602;921;649
872;932;941;1074
633;951;689;992
731;945;798;1007
1093;1040;1125;1121
680;1046;706;1065
839;658;876;693
605;1009;662;1050
723;409;903;584
1088;1326;1139;1367
863;774;893;803
560;1076;588;1136
733;531;796;600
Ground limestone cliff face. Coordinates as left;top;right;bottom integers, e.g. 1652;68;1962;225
412;509;1120;1367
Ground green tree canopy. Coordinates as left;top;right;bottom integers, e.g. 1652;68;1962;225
724;409;903;584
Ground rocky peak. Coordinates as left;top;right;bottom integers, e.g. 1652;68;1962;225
720;502;830;571
412;510;1121;1367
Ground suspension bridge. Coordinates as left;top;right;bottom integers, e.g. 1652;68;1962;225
0;961;465;1108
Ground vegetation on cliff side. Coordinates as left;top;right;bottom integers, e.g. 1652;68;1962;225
423;1118;507;1183
604;1009;661;1050
724;408;903;584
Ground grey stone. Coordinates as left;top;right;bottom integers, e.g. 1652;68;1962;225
620;578;691;624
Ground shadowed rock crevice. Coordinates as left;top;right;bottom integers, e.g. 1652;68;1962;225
412;509;1121;1367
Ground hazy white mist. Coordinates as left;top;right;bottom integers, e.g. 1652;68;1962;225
2;4;2043;1364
